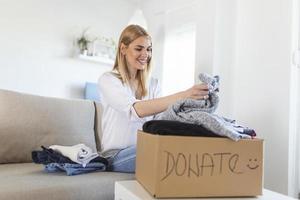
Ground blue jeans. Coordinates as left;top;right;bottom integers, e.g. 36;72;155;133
45;162;106;176
107;146;136;173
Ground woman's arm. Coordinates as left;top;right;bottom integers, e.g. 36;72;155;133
133;84;209;117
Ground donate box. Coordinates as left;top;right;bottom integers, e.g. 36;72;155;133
136;131;264;198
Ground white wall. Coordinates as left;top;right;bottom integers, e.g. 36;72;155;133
212;0;237;117
232;0;295;195
289;0;299;196
0;0;136;99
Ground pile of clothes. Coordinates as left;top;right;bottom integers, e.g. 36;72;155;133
145;73;256;141
32;144;108;176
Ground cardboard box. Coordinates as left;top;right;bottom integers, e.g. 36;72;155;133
136;131;264;198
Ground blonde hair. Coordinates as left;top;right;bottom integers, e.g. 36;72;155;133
113;25;152;99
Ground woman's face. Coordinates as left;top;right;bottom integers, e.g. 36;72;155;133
122;36;152;74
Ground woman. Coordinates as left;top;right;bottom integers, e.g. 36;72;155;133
98;25;209;173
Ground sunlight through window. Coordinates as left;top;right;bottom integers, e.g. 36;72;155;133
162;23;196;95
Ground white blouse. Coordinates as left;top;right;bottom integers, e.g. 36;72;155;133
98;72;161;152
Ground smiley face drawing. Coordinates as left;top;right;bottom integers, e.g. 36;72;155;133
247;158;259;170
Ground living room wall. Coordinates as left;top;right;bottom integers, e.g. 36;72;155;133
0;0;136;98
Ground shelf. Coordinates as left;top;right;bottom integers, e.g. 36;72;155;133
78;54;114;65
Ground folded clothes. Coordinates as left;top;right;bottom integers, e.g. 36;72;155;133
32;146;108;166
32;146;75;164
32;146;108;175
45;162;106;176
143;120;222;138
49;144;99;167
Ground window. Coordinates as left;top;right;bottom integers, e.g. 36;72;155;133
162;23;196;95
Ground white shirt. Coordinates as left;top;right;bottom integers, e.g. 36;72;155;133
98;72;161;152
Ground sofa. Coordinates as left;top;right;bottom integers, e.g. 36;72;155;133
0;89;134;200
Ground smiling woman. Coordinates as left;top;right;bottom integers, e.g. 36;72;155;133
97;24;209;173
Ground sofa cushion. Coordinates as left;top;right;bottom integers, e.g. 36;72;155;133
0;89;97;163
0;163;134;200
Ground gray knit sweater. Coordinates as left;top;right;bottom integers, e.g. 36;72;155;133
158;73;251;141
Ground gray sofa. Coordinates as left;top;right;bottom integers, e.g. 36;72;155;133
0;89;134;200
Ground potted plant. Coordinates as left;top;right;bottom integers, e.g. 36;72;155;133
77;28;91;55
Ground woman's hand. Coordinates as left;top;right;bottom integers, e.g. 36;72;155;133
183;84;209;100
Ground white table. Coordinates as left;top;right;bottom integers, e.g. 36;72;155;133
115;180;296;200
